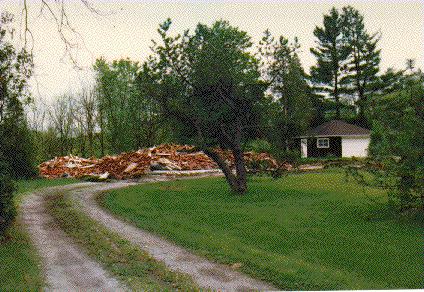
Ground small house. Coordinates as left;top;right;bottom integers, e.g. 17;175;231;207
297;120;370;158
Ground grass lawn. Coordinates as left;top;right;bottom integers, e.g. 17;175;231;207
102;170;424;290
0;178;78;290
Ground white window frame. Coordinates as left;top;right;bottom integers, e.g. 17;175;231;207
317;138;330;148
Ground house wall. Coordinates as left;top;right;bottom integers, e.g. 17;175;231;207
341;137;370;157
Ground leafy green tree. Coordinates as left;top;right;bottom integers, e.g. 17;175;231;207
310;7;350;119
94;58;140;153
0;101;36;178
135;60;173;148
259;30;312;151
367;80;424;210
94;58;166;154
147;19;266;194
370;64;423;99
0;12;35;178
341;6;381;126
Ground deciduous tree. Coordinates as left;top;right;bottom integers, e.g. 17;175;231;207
259;30;312;151
147;19;266;194
0;12;35;178
367;80;424;210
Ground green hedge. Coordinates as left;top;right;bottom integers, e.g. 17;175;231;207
0;161;16;237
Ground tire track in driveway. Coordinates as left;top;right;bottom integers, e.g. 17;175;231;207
21;183;125;290
71;176;277;291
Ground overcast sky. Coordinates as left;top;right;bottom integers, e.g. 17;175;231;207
2;0;423;103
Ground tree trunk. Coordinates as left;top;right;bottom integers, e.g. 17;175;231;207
334;70;340;119
232;147;247;194
203;148;246;195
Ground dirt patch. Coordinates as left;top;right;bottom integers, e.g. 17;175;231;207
71;176;276;291
20;183;124;290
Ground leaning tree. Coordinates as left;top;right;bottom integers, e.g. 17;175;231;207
144;20;267;194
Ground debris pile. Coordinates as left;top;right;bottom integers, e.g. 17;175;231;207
39;144;280;179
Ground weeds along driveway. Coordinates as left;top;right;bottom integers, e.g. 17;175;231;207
20;183;124;290
71;176;276;291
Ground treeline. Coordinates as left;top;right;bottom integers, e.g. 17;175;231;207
29;6;421;163
1;12;33;236
24;6;422;197
0;5;422;236
29;59;175;163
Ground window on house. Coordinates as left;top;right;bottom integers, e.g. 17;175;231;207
317;138;330;148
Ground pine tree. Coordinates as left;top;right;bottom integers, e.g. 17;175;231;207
341;6;381;126
310;7;350;119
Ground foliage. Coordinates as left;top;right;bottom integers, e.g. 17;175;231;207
366;80;424;210
0;12;35;178
372;67;406;95
145;19;267;194
341;6;381;127
94;58;168;154
102;172;424;289
310;7;350;119
32;127;62;163
245;139;273;153
0;13;33;111
259;30;313;151
310;6;381;125
0;118;36;178
0;160;16;237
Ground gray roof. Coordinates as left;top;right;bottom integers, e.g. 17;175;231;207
299;120;370;137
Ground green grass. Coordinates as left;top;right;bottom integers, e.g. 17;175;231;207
0;224;44;290
0;178;78;290
14;178;78;203
102;170;424;290
48;193;198;290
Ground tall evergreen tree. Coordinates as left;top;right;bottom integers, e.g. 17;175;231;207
341;6;381;126
310;7;350;119
372;67;406;96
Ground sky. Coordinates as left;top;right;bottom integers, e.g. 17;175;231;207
1;0;423;104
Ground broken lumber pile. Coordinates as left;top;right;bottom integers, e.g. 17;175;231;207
38;144;280;179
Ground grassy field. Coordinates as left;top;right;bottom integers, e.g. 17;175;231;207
0;178;78;290
102;170;424;290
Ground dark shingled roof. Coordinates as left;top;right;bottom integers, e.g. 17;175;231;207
300;120;370;137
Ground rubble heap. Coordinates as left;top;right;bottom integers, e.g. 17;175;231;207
38;144;280;179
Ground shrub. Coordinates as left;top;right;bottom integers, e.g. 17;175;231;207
366;80;424;210
0;160;16;237
0;121;36;179
245;139;273;153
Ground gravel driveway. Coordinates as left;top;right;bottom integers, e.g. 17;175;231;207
21;183;124;290
21;176;275;291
